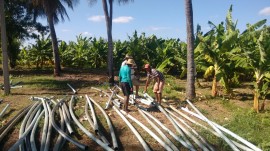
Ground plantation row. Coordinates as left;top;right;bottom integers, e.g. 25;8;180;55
18;19;270;113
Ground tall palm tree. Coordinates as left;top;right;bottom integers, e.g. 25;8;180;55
0;0;10;95
89;0;133;86
184;0;196;99
31;0;78;76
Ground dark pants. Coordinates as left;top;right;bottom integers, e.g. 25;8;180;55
121;82;131;96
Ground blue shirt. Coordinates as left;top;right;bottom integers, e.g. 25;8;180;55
119;65;133;88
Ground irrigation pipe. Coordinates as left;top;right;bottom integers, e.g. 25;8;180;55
67;83;77;94
113;106;151;151
51;99;88;150
120;109;173;151
165;108;214;151
0;104;10;119
30;110;45;151
53;105;66;151
141;110;192;150
69;95;113;151
85;95;99;132
156;104;195;150
61;102;74;134
62;101;71;121
19;101;40;151
84;99;94;128
87;95;118;150
39;99;49;151
9;109;43;151
84;99;110;146
170;105;255;151
166;109;209;151
25;103;42;150
138;109;179;151
185;99;240;151
91;87;110;97
181;106;262;151
0;105;32;142
44;100;54;151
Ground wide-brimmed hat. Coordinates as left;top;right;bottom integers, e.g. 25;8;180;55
144;64;151;69
126;59;135;65
125;54;133;59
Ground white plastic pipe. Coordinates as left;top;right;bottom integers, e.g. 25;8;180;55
120;110;173;151
165;108;215;151
156;104;195;150
165;109;209;151
51;99;88;150
85;97;110;146
141;110;191;150
113;106;151;151
88;95;118;150
185;100;240;151
85;95;98;132
181;106;262;151
170;105;254;151
0;104;10;119
138;109;179;151
67;83;77;94
9;110;43;151
69;96;113;151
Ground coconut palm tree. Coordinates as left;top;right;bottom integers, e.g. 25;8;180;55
31;0;78;76
184;0;196;99
89;0;133;86
0;0;10;95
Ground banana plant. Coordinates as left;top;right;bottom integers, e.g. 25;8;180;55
89;37;108;68
62;34;92;68
26;34;52;68
195;5;239;97
234;23;270;112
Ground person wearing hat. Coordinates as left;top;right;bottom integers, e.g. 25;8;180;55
143;63;165;105
121;54;133;66
119;58;134;112
121;54;140;98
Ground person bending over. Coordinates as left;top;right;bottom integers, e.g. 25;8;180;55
143;64;165;105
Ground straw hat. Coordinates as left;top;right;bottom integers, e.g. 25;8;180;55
126;58;135;65
125;54;133;59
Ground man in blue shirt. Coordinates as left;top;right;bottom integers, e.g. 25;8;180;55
119;58;135;112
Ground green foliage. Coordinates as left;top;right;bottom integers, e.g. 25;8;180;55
3;0;48;68
18;34;53;68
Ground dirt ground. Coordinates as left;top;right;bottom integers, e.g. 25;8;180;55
0;69;267;151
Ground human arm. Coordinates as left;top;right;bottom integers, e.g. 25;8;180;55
143;77;149;93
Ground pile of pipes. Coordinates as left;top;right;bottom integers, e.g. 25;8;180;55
0;84;263;151
0;94;117;151
91;86;262;151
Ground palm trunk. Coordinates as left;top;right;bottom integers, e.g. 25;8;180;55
0;0;10;95
185;0;196;100
102;0;114;86
47;14;61;76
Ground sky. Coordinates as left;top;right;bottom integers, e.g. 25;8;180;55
36;0;270;43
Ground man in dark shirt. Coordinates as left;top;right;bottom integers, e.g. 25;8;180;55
143;64;165;105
